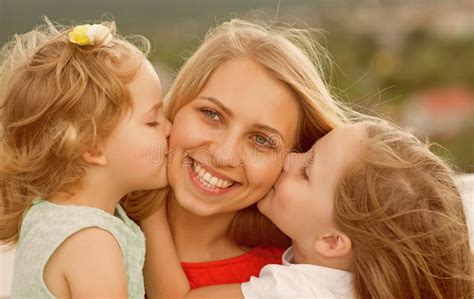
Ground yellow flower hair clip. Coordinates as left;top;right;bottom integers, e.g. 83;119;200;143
68;24;113;46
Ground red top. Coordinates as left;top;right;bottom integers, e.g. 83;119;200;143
181;246;285;288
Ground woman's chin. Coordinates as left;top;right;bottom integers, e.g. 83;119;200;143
174;193;219;217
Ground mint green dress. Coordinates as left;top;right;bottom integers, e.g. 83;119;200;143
11;199;145;298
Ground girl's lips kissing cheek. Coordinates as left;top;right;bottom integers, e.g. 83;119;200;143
185;156;240;197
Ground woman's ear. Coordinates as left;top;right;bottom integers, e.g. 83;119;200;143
314;232;352;258
82;144;107;166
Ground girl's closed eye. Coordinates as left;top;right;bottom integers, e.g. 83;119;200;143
147;121;160;127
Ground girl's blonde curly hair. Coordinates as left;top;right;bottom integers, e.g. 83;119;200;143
0;18;151;245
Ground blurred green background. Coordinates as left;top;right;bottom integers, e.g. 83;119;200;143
1;0;473;172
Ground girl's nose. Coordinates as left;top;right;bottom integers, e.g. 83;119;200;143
164;118;172;138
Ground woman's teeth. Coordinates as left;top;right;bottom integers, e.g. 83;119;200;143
191;161;234;189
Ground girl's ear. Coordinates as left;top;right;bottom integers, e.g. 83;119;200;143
314;232;352;258
82;144;107;166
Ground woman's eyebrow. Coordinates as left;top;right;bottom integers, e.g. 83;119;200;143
196;96;232;117
253;124;285;143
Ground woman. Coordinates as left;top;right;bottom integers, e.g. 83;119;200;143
126;19;352;294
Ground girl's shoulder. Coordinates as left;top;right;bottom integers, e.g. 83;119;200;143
42;226;129;298
17;199;145;269
12;200;145;298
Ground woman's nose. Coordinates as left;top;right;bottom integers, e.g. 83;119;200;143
209;132;243;167
283;152;305;172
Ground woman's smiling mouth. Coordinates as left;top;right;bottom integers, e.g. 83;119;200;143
186;156;240;196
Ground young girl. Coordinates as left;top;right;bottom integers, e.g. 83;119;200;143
142;120;472;298
0;19;171;298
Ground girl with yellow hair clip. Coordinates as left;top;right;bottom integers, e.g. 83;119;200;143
0;18;171;298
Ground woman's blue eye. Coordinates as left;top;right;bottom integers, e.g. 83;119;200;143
255;135;268;144
253;135;275;148
201;109;220;121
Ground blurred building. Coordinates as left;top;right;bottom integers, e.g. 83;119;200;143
401;87;474;137
344;0;474;49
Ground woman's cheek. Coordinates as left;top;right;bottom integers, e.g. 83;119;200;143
169;110;207;150
246;156;283;196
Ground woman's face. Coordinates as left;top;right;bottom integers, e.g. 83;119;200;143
167;58;300;216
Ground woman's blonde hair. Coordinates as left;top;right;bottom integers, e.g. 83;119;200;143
334;120;473;298
128;18;352;247
0;18;152;245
